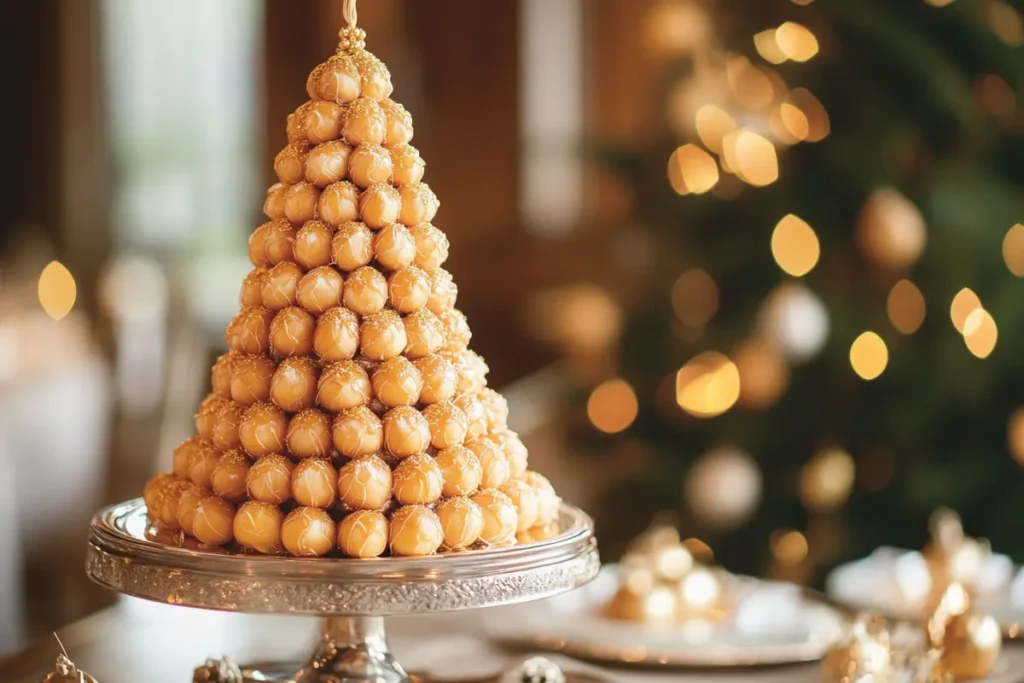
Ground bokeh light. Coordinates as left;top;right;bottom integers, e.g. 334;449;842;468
587;378;639;434
986;0;1024;46
856;188;927;270
668;144;720;195
734;339;789;409
976;74;1016;117
1002;224;1024;276
924;0;956;6
849;331;888;380
779;103;810;142
771;529;809;566
723;129;779;187
950;288;981;334
726;57;776;111
671;268;719;327
788;89;830;142
758;282;830;362
644;0;712;55
775;22;819;62
684;448;762;528
676;351;741;417
38;261;77;321
886;279;926;334
682;537;714;563
771;214;820;277
694;105;737;153
753;30;787;65
963;308;997;359
800;449;856;512
1008;408;1024;465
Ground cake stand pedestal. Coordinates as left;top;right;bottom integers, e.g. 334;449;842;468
85;499;600;683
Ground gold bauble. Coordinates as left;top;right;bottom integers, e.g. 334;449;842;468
605;584;678;625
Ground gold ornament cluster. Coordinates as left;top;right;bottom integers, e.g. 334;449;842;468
823;510;1003;683
605;524;729;624
143;23;562;558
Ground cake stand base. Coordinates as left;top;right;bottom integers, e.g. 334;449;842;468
243;617;406;683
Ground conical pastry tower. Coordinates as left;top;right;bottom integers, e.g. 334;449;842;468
142;19;562;559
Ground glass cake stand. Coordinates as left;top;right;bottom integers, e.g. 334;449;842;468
85;499;600;683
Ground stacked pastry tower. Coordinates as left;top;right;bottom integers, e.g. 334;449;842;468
143;26;561;558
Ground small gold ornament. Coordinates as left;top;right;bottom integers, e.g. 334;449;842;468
193;656;244;683
820;614;893;683
924;584;1001;680
922;508;991;601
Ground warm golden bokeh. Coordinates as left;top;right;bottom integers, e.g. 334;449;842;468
886;279;926;335
779;103;810;142
675;352;741;418
1002;223;1024;276
668;144;720;195
986;0;1024;47
671;268;719;327
37;261;78;321
587;378;639;434
734;339;789;409
694;105;737;154
788;89;830;142
771;529;808;566
950;288;982;334
800;449;856;512
963;308;997;359
725;57;775;111
753;30;787;65
723;130;779;187
771;214;820;277
1008;408;1024;465
775;22;819;62
849;331;888;380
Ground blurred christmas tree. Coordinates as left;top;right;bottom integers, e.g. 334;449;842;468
583;0;1024;584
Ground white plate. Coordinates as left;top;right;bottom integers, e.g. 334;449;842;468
485;565;843;667
826;547;1024;634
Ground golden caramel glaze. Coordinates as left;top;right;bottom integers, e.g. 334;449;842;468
337;453;393;511
343;97;386;146
297;266;345;315
372;356;423;407
286;407;334;459
422;401;469;450
230;354;276;406
389;504;443;557
427;269;458;314
305;141;352;188
263;220;298;265
316;54;361;105
435;446;482;498
262;261;305;311
291;457;338;508
274;142;310;184
466;437;511;490
293;220;335;269
524;471;561;527
240;268;269;307
234;500;285;554
318;181;361;227
248;222;272;268
212;401;244;452
152;479;192;529
343;266;389;315
264;182;289;221
359;182;401;229
379;98;413;148
288;101;313;144
317;360;372;412
437;309;471;354
359;309;407;360
389;145;425;187
331;221;375;271
238;401;287;458
246;454;294;505
454;394;488;440
387;266;430;314
304;100;345;145
175;482;208;535
500;479;539;531
332;406;384;458
314;306;360;362
350;50;393;101
270;306;316;359
392;453;443;506
144;473;178;515
409;222;448;271
270;356;320;413
398;183;439;227
402;309;444;359
414;354;458;405
192;497;236;546
194;395;229;446
282;506;337;557
226;306;273;355
285;182;321;225
337;509;389;557
478;387;510;432
436;496;484;550
211;352;240;398
348;143;393;188
382;405;431;457
471;489;518;545
372;223;416;271
210;449;250;503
